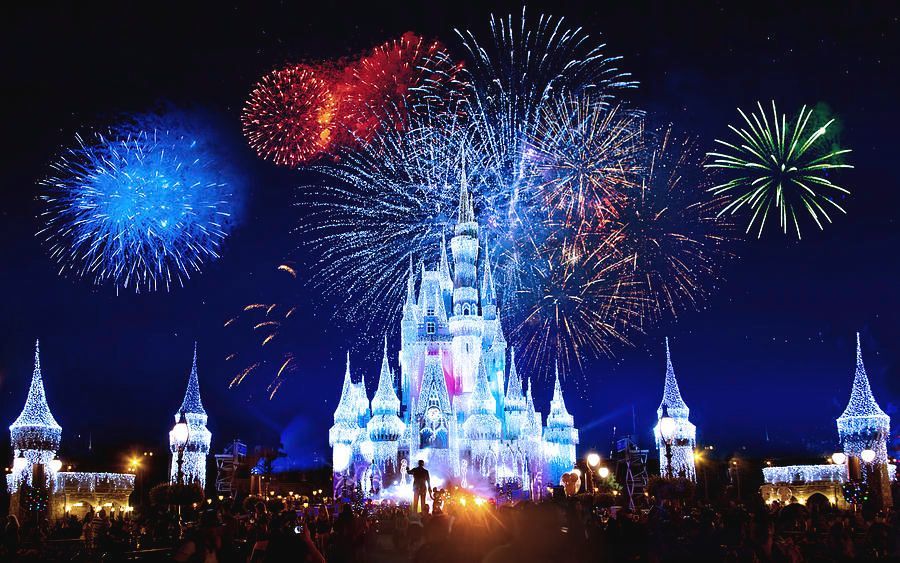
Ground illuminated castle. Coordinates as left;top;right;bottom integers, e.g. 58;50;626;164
168;344;212;488
7;341;134;520
653;338;697;480
836;333;890;464
329;171;579;497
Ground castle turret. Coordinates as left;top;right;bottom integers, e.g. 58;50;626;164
653;338;697;481
330;353;362;474
837;333;891;464
449;152;484;393
542;366;579;484
464;361;501;482
503;349;527;440
368;340;405;475
8;340;62;493
169;344;212;488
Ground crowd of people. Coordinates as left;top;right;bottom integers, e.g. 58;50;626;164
0;488;898;561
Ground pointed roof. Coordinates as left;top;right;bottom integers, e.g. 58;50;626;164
458;147;475;224
178;342;206;416
11;340;61;432
333;352;359;423
657;338;689;420
838;333;889;423
371;338;401;415
404;255;417;312
481;239;496;304
439;234;453;289
546;365;574;427
470;360;497;415
504;348;525;409
434;285;447;323
417;352;452;416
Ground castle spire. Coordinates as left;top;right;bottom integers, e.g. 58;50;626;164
178;342;206;416
439;233;453;290
838;333;888;421
658;337;689;419
505;348;524;404
371;337;400;415
458;146;474;224
405;255;416;309
547;365;573;425
481;238;496;305
11;339;61;433
470;360;497;415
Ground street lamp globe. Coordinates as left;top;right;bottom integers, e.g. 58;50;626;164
586;453;601;468
172;411;190;448
831;452;847;465
860;449;877;463
12;457;27;472
49;458;63;473
659;404;676;443
598;467;610;479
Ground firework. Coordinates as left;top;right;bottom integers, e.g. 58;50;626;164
705;101;852;238
224;266;301;399
528;97;644;230
511;227;642;373
242;65;337;167
617;126;732;324
298;107;471;339
338;32;465;141
38;112;240;293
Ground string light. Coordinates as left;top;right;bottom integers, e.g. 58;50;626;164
763;464;847;485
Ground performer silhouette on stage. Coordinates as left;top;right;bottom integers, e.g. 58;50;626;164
407;459;431;514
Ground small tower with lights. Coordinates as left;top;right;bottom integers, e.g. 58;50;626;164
169;344;212;488
653;338;697;481
542;366;579;485
8;340;63;505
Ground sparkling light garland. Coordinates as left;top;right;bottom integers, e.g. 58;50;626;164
836;334;891;464
653;339;697;480
55;472;135;492
762;464;847;485
169;345;211;487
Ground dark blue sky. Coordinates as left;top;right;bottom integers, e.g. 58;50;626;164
1;1;897;473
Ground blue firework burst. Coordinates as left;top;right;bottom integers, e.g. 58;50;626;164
38;112;241;293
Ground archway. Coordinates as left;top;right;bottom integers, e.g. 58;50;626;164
806;492;832;512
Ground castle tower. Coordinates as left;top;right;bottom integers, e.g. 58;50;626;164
542;366;579;485
503;348;527;440
330;353;363;477
837;334;891;464
653;338;697;481
169;344;212;488
463;361;501;483
368;340;405;477
8;340;62;494
449;152;484;393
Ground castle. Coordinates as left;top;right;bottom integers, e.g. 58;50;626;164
329;174;579;498
168;344;212;488
653;338;697;481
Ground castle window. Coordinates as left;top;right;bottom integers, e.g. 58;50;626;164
426;322;435;334
463;305;469;316
426;306;435;316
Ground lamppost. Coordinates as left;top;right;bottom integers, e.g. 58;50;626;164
586;453;601;493
659;404;676;478
171;411;190;485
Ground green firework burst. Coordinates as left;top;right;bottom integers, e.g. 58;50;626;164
705;101;852;239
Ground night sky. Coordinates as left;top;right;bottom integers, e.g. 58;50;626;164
1;1;898;475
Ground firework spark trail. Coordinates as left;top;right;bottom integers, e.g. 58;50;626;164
705;101;852;239
38;112;240;293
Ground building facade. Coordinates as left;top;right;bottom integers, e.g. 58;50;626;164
653;339;697;481
329;175;579;498
169;344;212;488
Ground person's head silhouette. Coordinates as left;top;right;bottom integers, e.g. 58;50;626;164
418;460;425;468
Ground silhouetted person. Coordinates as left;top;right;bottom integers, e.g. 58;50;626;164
407;460;431;514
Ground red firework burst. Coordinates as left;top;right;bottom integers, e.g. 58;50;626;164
242;33;463;167
241;65;338;167
338;32;464;141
